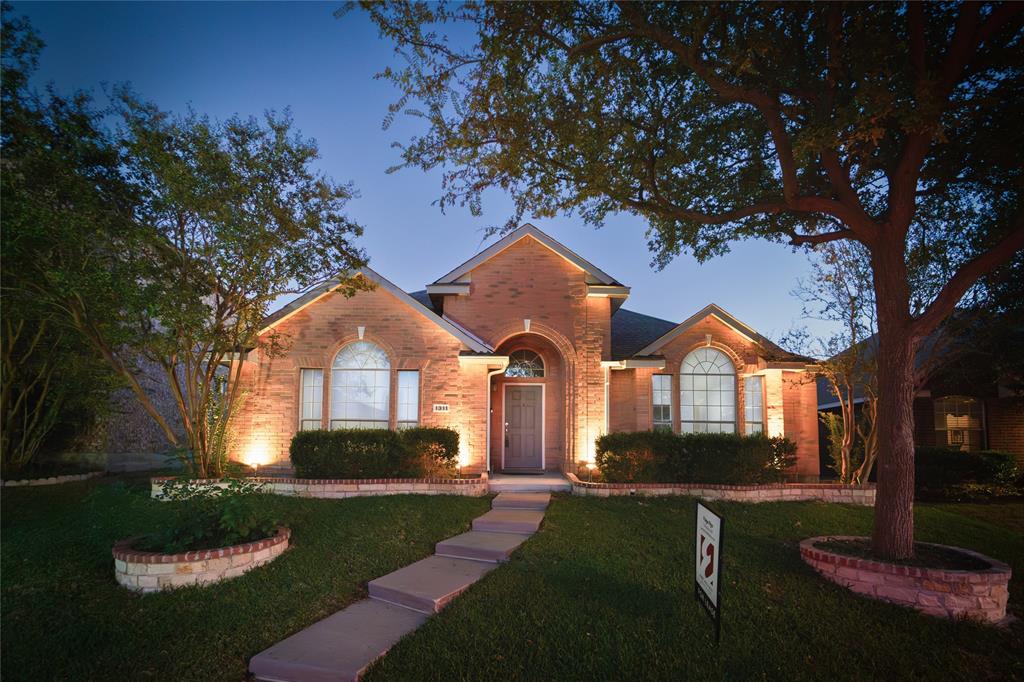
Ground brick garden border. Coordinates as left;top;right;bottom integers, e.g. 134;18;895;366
150;472;489;500
800;536;1012;624
112;526;291;593
3;471;104;487
566;473;876;505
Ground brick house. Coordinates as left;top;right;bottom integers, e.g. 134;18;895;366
818;345;1024;468
232;224;820;478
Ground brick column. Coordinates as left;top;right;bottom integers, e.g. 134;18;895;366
764;369;785;437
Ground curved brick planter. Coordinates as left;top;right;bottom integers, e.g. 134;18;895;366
567;474;875;505
150;473;488;500
3;471;103;487
113;526;290;593
800;536;1012;624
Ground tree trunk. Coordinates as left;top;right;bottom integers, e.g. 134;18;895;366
870;247;918;559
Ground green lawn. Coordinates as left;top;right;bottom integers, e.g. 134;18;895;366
0;476;489;681
3;480;1021;681
367;496;1023;682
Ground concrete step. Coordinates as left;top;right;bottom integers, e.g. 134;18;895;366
492;492;550;511
435;530;532;563
488;476;571;493
368;555;495;614
249;598;426;682
472;509;545;534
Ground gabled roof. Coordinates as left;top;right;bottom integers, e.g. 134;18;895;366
632;303;807;362
611;308;678;359
431;223;624;286
260;267;492;353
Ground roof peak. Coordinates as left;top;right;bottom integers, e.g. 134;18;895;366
430;223;624;287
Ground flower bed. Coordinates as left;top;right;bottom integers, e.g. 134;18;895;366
3;471;104;487
566;473;875;505
150;472;489;500
800;536;1011;624
113;526;290;593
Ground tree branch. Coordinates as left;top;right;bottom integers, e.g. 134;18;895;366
911;218;1024;338
567;29;636;58
889;3;981;231
787;228;854;246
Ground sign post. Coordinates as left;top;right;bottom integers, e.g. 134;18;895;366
694;501;723;643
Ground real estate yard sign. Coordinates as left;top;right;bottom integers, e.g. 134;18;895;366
695;501;723;642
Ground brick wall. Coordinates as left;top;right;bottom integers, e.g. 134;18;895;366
489;334;566;471
782;371;821;478
637;316;820;477
440;235;609;469
986;397;1024;460
231;280;484;469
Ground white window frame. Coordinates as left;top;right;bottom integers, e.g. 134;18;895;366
330;341;391;430
744;375;764;434
651;374;673;431
299;368;323;431
397;370;420;430
680;347;737;434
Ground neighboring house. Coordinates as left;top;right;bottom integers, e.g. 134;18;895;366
231;224;820;478
817;340;1024;465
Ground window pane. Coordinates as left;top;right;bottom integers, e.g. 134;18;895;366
744;375;764;435
933;396;984;451
652;374;672;430
505;349;544;377
330;342;390;430
299;369;323;430
398;370;420;426
680;348;736;432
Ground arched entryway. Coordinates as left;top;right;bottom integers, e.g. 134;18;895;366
490;333;567;472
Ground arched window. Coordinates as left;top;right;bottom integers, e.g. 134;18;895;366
934;396;984;451
330;341;390;429
680;347;736;433
505;349;544;378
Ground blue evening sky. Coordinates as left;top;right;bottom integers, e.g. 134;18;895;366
14;1;833;344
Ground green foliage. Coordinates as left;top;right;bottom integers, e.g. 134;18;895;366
595;431;797;485
0;6;125;476
364;3;1021;272
1;5;370;478
289;427;461;479
139;477;278;554
914;447;1021;499
399;427;460;477
365;2;1024;555
0;477;489;679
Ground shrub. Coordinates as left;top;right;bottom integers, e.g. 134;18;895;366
595;431;797;485
401;427;460;477
289;427;461;479
138;477;279;554
914;447;1021;499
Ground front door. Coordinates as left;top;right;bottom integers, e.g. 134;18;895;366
504;385;543;470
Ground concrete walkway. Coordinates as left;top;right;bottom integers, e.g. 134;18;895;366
488;472;571;493
249;492;550;682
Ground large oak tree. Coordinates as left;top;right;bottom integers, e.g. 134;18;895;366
362;1;1024;557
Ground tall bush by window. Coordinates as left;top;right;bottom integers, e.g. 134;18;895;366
595;431;796;485
289;427;459;479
